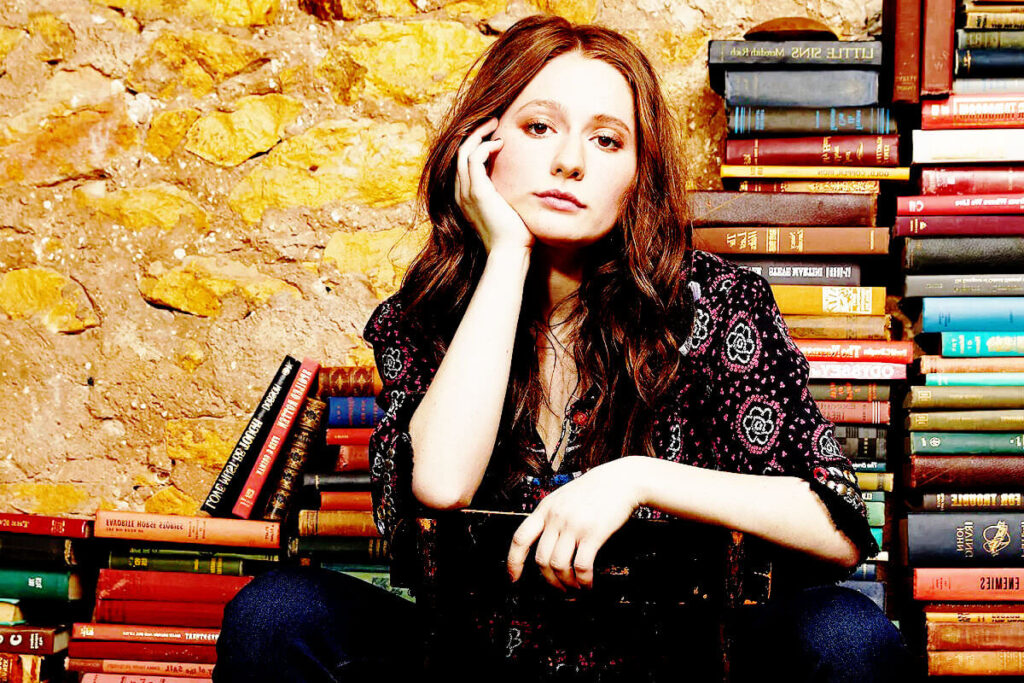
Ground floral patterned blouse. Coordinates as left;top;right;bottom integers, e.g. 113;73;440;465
362;249;878;676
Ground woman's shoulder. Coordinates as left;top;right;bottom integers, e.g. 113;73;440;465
363;293;417;347
689;249;769;310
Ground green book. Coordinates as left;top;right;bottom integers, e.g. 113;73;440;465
0;568;81;601
860;491;887;503
865;501;885;528
107;551;255;576
909;431;1024;454
320;565;415;603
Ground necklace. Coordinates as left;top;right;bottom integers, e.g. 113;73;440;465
537;323;580;467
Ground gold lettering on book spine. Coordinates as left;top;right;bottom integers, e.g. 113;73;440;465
984;521;1012;557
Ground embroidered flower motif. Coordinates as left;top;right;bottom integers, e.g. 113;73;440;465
688;306;711;350
666;421;682;457
380;346;404;381
814;424;843;460
723;316;760;370
737;395;782;455
572;410;588;426
718;278;736;294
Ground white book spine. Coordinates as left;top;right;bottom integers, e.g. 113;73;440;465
913;128;1024;163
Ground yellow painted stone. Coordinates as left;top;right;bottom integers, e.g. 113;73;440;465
442;0;506;20
164;418;240;468
314;47;366;105
338;0;418;18
184;94;302;167
322;222;428;298
228;118;426;224
524;0;597;24
344;343;376;368
343;21;493;104
630;28;707;67
1;483;90;516
146;109;201;159
91;0;277;27
138;256;301;317
0;268;100;333
0;28;26;64
128;30;263;100
28;13;75;63
177;338;206;372
73;182;209;231
145;486;201;516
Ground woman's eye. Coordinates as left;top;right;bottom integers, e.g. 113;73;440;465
596;135;623;150
526;122;550;135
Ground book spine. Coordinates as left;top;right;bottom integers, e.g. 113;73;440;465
919;167;1024;195
922;296;1024;332
909;431;1024;454
300;472;372;491
915;567;1024;600
922;0;956;95
0;627;60;654
907;239;1024;275
319;491;373;510
929;622;1024;649
861;490;888;503
899;191;1024;215
929;650;1024;675
907;455;1024;488
818;401;891;424
288;536;389;562
928;608;1024;622
687;191;877;227
95;569;252;603
795;340;912;363
909;513;1024;564
854;461;889;472
333;445;370;471
735;180;879;194
954;77;1024;94
94;511;280;549
262;397;328;522
720;165;909;181
65;658;215;676
809;361;907;380
957;28;1024;49
966;11;1024;29
910;410;1024;431
927;372;1024;386
232;358;320;519
725;135;898;166
727;106;896;136
922;492;1024;511
324;428;373;446
0;654;38;683
326;397;384;428
66;641;217;664
943;332;1024;356
922;356;1024;373
0;515;91;538
94;599;225;629
770;285;886;315
710;258;862;286
809;382;891;402
856;472;894;491
0;568;70;601
907;274;1024;297
72;623;219;645
782;315;891;340
80;675;211;683
106;554;248;576
923;94;1024;129
0;535;75;566
834;425;888;439
201;356;298;516
708;40;883;68
724;70;879;108
696;228;887;255
956;48;1024;78
889;0;922;102
913;129;1024;163
315;366;381;398
297;510;379;537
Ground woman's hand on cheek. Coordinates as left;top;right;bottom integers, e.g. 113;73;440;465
506;457;645;592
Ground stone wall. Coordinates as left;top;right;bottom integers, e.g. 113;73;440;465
0;0;880;515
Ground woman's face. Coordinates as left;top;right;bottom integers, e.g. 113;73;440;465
489;52;638;249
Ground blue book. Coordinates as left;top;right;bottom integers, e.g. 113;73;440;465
724;70;879;107
922;297;1024;333
926;372;1024;386
327;397;385;427
942;332;1024;357
849;562;878;581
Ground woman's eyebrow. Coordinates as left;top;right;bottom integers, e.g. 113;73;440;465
515;98;633;137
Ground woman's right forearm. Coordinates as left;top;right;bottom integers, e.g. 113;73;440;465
409;245;531;509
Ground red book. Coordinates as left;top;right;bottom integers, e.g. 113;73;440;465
325;428;373;446
795;339;914;363
894;214;1024;236
94;599;225;629
921;0;956;96
0;625;68;654
915;567;1024;601
920;167;1024;195
96;569;252;603
725;135;899;166
232;358;320;519
94;511;279;548
65;658;215;677
922;93;1024;129
333;445;370;471
80;675;211;683
319;491;373;511
885;0;922;103
0;514;92;538
906;455;1024;489
72;624;219;646
67;641;217;664
898;193;1024;215
817;401;891;424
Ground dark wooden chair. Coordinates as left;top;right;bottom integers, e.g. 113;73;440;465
407;509;773;682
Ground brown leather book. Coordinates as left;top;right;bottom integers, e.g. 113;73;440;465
884;0;922;102
921;0;956;95
783;314;891;340
694;227;888;254
930;651;1024;676
686;191;877;226
906;455;1024;489
929;621;1024;650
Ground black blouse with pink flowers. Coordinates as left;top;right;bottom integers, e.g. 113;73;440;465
362;249;878;675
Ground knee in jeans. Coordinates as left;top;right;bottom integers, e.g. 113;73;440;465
221;567;334;642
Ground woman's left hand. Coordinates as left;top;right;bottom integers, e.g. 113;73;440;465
506;456;646;592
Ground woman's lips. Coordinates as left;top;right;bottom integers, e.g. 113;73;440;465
536;194;584;212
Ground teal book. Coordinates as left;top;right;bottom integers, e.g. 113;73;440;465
909;431;1024;454
0;568;81;600
861;491;887;503
942;332;1024;357
870;527;884;548
853;461;888;473
865;501;886;527
926;372;1024;386
922;297;1024;333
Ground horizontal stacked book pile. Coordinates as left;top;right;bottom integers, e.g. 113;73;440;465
687;189;905;613
709;21;908;194
0;514;92;683
286;367;413;603
70;511;282;680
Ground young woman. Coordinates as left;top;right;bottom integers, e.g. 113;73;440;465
215;15;910;682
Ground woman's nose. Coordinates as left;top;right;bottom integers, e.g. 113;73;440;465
551;136;584;179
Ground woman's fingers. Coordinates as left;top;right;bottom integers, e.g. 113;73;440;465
549;532;581;590
533;524;567;592
507;513;544;583
457;117;498;201
572;540;599;590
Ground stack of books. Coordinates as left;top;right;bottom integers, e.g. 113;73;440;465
709;28;908;192
66;511;281;679
687;190;907;612
286;367;413;603
0;514;90;683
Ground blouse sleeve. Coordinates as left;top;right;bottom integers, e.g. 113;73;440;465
362;297;437;577
698;270;880;573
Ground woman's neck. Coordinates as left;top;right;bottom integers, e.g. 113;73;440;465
532;243;585;329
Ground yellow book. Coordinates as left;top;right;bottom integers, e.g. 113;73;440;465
927;611;1024;624
856;472;894;492
737;180;880;194
769;285;887;316
721;165;911;181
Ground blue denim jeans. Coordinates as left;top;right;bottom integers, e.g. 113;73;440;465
213;567;912;682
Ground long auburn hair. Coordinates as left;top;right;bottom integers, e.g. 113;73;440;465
394;14;695;498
